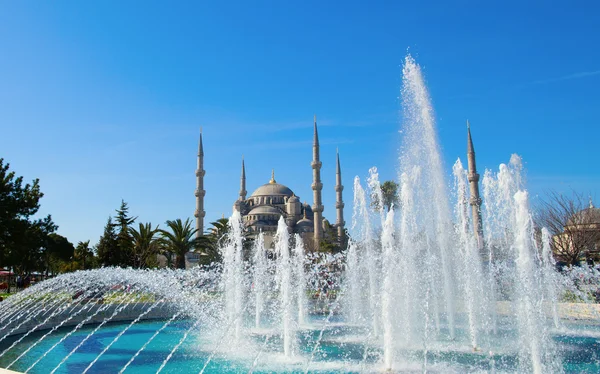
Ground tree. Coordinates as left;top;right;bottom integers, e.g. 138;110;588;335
381;180;399;211
74;240;95;270
371;180;399;212
9;215;57;276
191;218;229;265
96;216;119;267
160;218;200;269
193;218;249;264
114;200;136;267
208;218;230;240
130;222;161;268
44;233;75;275
535;191;600;266
0;158;57;273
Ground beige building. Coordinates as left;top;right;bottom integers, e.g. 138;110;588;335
553;201;600;265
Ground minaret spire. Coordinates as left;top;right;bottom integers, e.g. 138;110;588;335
466;120;483;249
335;148;345;242
239;155;247;201
195;129;206;238
311;115;324;247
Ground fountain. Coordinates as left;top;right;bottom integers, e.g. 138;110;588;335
1;54;600;373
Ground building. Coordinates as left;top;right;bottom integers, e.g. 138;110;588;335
553;200;600;265
193;116;345;258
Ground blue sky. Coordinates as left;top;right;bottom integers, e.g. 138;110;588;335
0;1;598;246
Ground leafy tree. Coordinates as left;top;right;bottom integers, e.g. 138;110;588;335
96;216;119;267
370;180;399;212
320;220;343;253
0;158;57;273
381;180;399;211
130;222;161;268
160;218;200;269
9;216;57;276
44;233;75;275
115;200;136;267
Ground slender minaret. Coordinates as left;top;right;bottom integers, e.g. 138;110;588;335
311;115;324;246
467;121;483;249
239;156;247;201
195;130;206;238
335;148;345;242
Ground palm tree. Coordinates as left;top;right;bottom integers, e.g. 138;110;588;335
129;222;161;268
160;218;200;269
74;240;93;270
192;218;230;265
209;218;230;238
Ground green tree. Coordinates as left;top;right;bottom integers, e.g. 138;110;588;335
130;222;161;268
194;218;231;264
160;218;200;269
381;180;399;211
9;216;57;276
74;240;95;270
319;219;343;253
96;216;119;267
114;200;136;267
0;159;57;276
44;233;75;275
372;180;399;212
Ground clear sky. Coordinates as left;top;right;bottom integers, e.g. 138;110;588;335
1;1;598;246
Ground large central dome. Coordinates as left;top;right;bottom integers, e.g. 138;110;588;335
250;182;294;197
250;171;295;197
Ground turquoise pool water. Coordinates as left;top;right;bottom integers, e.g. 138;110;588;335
1;318;599;373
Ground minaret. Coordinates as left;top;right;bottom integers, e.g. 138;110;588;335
195;130;206;238
239;156;247;201
335;148;345;242
311;115;324;246
467;121;483;249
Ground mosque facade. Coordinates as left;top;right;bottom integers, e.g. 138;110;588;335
193;116;345;254
189;118;486;265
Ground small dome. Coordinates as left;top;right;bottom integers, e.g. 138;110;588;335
567;206;600;226
297;218;312;226
251;183;294;198
288;194;299;203
296;218;314;233
249;205;282;215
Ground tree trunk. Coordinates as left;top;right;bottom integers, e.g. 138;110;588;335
176;254;186;269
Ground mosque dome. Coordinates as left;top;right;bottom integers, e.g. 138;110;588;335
248;205;282;215
250;171;294;198
251;183;294;198
296;217;314;233
246;205;283;225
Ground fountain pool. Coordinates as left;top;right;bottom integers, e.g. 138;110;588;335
1;307;600;373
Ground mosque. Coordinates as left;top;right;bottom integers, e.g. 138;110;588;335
187;117;487;266
191;116;346;258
